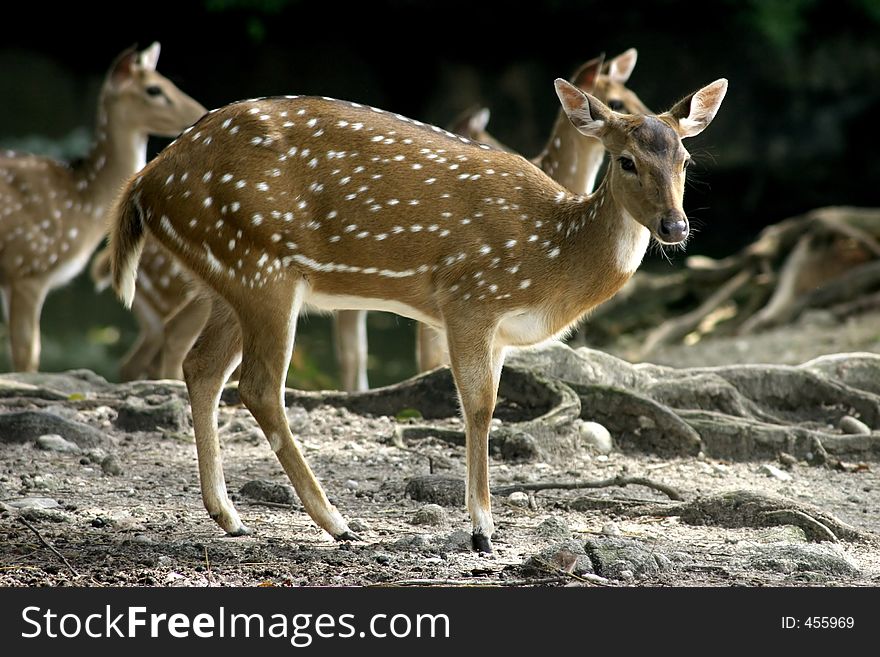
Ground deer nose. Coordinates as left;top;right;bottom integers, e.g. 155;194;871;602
657;211;689;244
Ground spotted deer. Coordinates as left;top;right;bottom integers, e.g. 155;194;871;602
417;48;650;371
0;43;205;372
109;76;727;552
98;50;648;390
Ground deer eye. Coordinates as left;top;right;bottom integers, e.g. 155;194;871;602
608;99;625;112
145;85;163;97
619;156;637;173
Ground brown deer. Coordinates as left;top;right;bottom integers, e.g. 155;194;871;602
417;48;651;371
97;50;648;390
0;43;205;372
109;76;727;552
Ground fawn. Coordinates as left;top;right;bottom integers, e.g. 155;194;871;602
0;43;204;372
109;75;727;552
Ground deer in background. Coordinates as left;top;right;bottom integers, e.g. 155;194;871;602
0;43;205;372
418;48;650;371
95;50;648;390
109;75;727;552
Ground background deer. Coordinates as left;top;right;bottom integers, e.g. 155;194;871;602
109;75;726;552
417;48;650;371
0;43;205;372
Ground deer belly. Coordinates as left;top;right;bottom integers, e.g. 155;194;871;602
303;290;441;328
46;249;93;290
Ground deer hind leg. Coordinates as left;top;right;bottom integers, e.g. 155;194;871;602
8;280;48;372
119;295;164;381
334;309;369;392
160;294;212;380
416;322;449;372
445;317;505;553
237;279;356;541
182;294;247;535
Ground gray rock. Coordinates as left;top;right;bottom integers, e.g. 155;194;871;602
348;519;370;533
115;396;188;432
748;543;860;577
101;455;123;476
498;431;539;462
405;475;464;507
157;555;175;568
585;536;685;580
239;480;297;505
36;434;81;453
437;529;474;553
0;410;105;447
521;539;595;576
535;516;571;540
578;421;613;454
839;415;871;435
1;497;60;511
601;522;622;537
410;504;446;526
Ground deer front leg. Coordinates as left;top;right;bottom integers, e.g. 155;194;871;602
237;281;356;541
8;280;48;372
182;296;248;535
415;322;449;372
334;309;369;392
445;319;505;553
160;294;212;380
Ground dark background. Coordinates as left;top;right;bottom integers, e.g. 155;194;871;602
1;0;879;385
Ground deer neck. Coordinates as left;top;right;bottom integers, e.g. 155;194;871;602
540;173;650;331
534;110;606;195
75;96;148;216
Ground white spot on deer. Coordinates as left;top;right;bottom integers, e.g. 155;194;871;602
425;178;436;185
256;182;269;192
230;202;241;212
479;245;491;255
408;200;420;206
327;210;339;219
344;224;357;233
252;213;264;226
203;197;213;208
548;247;561;258
270;233;281;242
165;174;175;186
235;180;247;189
519;279;532;289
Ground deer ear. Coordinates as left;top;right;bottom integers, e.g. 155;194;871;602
555;78;613;139
570;54;605;93
138;42;161;71
666;78;728;138
607;48;638;84
468;107;491;134
109;46;139;87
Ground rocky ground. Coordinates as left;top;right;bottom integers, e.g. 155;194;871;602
1;312;879;588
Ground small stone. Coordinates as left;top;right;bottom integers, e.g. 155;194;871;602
115;397;188;432
91;516;111;528
101;455;123;476
619;569;635;582
239;479;297;505
535;516;571;540
508;491;529;508
375;553;391;565
348;519;370;533
759;464;793;482
410;504;446;526
578;421;613;454
601;522;622;537
157;556;174;567
344;479;359;490
438;529;473;553
521;540;595;577
840;416;870;435
36;434;81;453
498;431;539;462
778;452;798;468
405;475;465;507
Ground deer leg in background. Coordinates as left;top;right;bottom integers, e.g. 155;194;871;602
160;294;212;380
334;309;368;392
8;280;47;372
416;322;448;371
119;294;165;381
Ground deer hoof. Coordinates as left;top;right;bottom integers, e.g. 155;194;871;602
335;530;362;542
226;524;253;537
471;532;493;554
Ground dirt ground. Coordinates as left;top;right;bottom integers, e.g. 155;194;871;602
1;310;879;588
